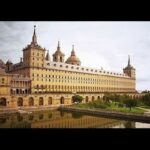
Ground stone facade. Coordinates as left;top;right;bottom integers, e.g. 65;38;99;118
0;25;138;108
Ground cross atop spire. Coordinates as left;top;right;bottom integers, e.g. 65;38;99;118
31;25;37;45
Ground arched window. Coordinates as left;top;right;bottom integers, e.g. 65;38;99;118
29;97;34;106
92;96;95;102
39;97;44;106
16;89;19;94
60;57;62;62
60;97;64;104
85;96;88;103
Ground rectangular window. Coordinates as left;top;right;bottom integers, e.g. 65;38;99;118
2;78;4;84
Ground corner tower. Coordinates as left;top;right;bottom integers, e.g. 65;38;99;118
22;25;46;68
123;55;136;79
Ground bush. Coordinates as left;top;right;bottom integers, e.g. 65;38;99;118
118;103;124;107
92;101;108;109
72;95;83;103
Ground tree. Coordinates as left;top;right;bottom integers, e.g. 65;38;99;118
142;90;150;93
103;92;111;102
72;95;83;103
141;93;150;106
123;98;137;111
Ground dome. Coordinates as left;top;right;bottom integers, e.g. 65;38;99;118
53;41;65;57
66;56;81;65
65;45;81;65
53;50;65;56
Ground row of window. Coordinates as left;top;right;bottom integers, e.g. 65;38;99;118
34;85;134;91
32;58;44;61
32;78;133;86
32;63;44;67
50;63;126;76
32;73;132;81
11;81;30;87
31;68;130;79
32;52;44;57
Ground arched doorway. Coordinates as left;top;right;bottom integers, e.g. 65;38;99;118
92;96;95;102
60;97;64;104
85;96;88;103
97;96;100;100
39;97;44;106
48;97;52;105
0;98;7;106
17;97;23;106
29;97;34;106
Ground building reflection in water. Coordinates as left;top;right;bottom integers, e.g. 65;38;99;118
0;110;144;128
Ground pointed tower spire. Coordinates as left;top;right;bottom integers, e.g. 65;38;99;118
45;50;50;61
128;55;130;66
71;45;75;56
57;41;60;50
31;25;37;45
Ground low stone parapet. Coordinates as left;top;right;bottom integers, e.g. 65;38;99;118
60;107;150;123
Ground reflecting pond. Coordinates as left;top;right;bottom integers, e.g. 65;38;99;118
0;109;150;128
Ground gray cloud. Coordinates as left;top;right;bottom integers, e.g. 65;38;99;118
0;21;150;91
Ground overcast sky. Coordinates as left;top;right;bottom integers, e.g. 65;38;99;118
0;21;149;91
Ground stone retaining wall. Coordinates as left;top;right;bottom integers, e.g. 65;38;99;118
60;107;150;123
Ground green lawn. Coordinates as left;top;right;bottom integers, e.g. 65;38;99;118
74;102;146;114
106;103;145;114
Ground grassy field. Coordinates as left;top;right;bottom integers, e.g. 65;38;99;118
74;101;146;114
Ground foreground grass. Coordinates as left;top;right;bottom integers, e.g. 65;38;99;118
73;101;146;114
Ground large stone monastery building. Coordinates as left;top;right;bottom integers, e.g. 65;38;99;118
0;26;136;108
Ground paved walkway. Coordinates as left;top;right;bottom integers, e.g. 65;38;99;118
138;107;150;115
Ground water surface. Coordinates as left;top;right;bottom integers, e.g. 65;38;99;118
0;109;150;128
